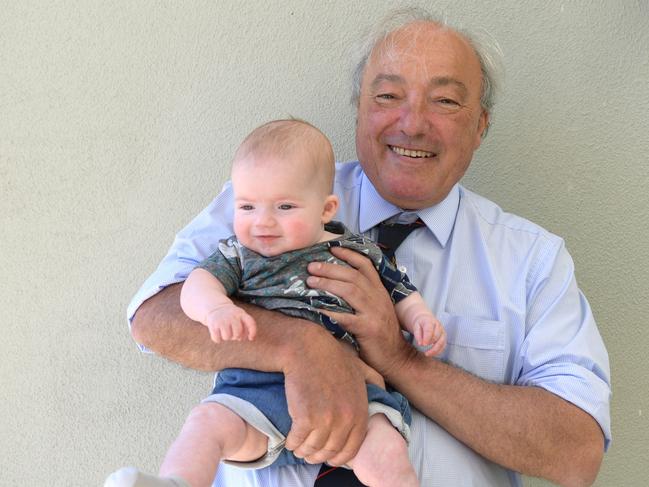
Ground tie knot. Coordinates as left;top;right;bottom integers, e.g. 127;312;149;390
376;217;424;264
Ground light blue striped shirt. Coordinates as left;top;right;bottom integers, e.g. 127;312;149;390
128;161;611;487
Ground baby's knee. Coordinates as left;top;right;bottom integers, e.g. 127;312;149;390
186;402;244;431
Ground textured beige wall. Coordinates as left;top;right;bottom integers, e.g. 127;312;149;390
1;1;647;485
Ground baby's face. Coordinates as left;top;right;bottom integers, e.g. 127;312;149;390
231;155;333;257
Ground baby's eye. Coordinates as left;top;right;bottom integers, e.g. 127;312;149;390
278;204;295;210
239;204;254;211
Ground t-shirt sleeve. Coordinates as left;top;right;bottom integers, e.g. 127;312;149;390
196;239;243;296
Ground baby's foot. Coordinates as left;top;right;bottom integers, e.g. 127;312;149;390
104;467;190;487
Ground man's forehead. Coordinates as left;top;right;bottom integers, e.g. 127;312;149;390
373;24;470;63
364;24;480;88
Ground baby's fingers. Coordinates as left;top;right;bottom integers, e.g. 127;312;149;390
423;324;447;356
415;322;434;346
242;313;257;341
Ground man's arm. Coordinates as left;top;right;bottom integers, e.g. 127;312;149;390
394;354;604;487
308;247;605;487
130;282;371;466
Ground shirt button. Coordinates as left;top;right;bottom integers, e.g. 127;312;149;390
398;265;407;273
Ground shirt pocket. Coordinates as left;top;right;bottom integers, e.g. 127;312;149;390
436;312;507;384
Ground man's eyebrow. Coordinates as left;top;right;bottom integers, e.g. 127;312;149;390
370;74;468;96
370;74;405;89
429;76;468;95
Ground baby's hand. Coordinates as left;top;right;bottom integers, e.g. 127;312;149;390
412;314;446;357
204;304;257;343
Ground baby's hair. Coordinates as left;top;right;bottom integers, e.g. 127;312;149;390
233;118;336;193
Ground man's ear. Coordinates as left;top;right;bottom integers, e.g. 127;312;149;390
474;110;490;148
321;194;340;224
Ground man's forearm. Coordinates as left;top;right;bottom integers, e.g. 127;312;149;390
390;352;604;487
130;282;372;463
130;283;310;372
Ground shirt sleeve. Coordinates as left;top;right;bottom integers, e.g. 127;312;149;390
126;181;235;348
197;239;243;296
518;237;612;449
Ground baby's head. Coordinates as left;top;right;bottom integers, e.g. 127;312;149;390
230;119;339;257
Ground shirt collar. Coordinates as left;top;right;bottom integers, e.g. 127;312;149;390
358;172;460;248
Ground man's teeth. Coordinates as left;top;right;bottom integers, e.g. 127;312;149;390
390;146;434;158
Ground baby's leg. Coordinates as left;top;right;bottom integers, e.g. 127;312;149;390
160;402;267;486
348;414;418;487
105;403;267;487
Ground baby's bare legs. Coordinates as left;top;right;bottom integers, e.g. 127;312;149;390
105;403;267;487
160;403;267;487
348;414;418;487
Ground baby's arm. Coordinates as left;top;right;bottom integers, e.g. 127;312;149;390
180;268;257;343
395;292;446;357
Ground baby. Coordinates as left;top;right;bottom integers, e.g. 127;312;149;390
106;119;446;487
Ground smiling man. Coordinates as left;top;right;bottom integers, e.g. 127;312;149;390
355;21;488;210
128;8;611;487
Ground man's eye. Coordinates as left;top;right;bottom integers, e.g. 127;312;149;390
376;93;397;102
432;98;462;113
278;204;295;210
239;205;254;211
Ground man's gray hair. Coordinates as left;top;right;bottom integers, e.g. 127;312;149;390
350;7;504;130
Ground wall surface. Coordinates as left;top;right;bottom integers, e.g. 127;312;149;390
1;1;647;485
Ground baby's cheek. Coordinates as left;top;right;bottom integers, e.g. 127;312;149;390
288;220;320;246
233;219;252;244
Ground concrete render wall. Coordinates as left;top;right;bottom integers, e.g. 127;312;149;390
1;1;647;485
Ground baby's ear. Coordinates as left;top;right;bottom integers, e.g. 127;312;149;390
321;194;339;223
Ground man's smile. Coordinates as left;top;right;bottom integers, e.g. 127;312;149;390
389;145;436;158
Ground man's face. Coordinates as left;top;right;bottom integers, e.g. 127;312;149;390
355;22;488;209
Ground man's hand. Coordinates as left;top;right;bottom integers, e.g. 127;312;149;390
307;246;415;375
132;284;374;464
283;329;372;466
307;249;605;486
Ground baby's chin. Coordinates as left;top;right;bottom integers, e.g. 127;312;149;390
242;235;324;257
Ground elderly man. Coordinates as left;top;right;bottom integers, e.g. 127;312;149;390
128;8;610;487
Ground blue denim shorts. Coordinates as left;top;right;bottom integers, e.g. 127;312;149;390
204;368;411;469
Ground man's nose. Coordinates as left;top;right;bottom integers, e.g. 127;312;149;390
399;98;429;137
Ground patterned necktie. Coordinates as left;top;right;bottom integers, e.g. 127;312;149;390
376;217;425;265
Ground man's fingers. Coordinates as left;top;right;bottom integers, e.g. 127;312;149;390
325;422;366;466
290;428;331;461
287;423;332;461
303;429;351;465
283;331;369;465
307;276;374;314
284;421;308;452
320;309;361;334
329;246;383;281
308;246;381;286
